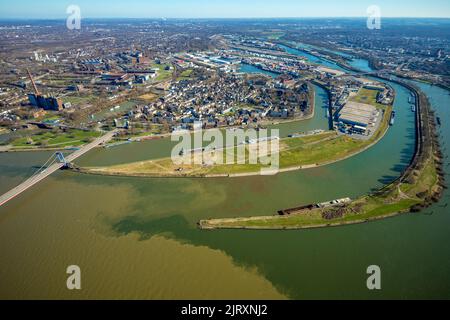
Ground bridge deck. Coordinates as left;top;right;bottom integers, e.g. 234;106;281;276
0;130;117;207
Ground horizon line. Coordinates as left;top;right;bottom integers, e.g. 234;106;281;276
1;16;450;20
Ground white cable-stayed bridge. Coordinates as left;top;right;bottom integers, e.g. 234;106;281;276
0;130;117;207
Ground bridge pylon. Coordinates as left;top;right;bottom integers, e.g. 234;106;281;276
55;152;68;165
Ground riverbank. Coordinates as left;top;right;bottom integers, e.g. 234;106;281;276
78;108;389;178
199;83;445;230
0;111;316;153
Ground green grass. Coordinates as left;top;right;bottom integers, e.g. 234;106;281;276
350;88;387;110
177;69;193;81
113;126;165;141
205;132;367;175
63;95;95;106
261;31;285;40
44;116;60;121
152;64;173;82
201;197;420;229
400;157;438;196
268;33;285;40
11;130;101;148
280;134;364;168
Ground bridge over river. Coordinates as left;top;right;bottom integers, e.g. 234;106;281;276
0;130;117;207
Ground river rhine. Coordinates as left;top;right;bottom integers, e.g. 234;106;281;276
0;46;449;299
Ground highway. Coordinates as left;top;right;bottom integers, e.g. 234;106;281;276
0;130;117;207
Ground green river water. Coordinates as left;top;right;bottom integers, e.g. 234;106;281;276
0;52;449;299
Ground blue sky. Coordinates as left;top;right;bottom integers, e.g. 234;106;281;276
1;0;449;19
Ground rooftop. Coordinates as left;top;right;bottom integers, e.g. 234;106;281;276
338;101;377;127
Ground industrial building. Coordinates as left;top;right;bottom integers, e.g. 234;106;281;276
28;93;63;111
336;101;379;133
26;69;63;111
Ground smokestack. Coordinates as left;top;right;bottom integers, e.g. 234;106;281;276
26;68;40;96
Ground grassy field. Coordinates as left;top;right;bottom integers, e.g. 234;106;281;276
138;93;158;102
39;114;62;122
400;155;439;195
177;69;193;81
261;31;286;40
62;94;96;106
11;129;101;149
350;88;387;110
152;64;173;82
279;134;364;167
110;125;166;142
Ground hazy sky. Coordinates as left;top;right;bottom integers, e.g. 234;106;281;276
1;0;450;19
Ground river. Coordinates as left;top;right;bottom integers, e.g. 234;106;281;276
0;45;449;299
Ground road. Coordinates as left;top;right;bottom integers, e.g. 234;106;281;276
0;130;117;207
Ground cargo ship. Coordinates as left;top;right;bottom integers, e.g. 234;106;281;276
411;104;416;113
390;111;396;126
437;117;441;126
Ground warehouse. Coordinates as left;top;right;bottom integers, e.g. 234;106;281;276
337;101;378;128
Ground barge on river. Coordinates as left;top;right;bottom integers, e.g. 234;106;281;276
278;198;351;216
